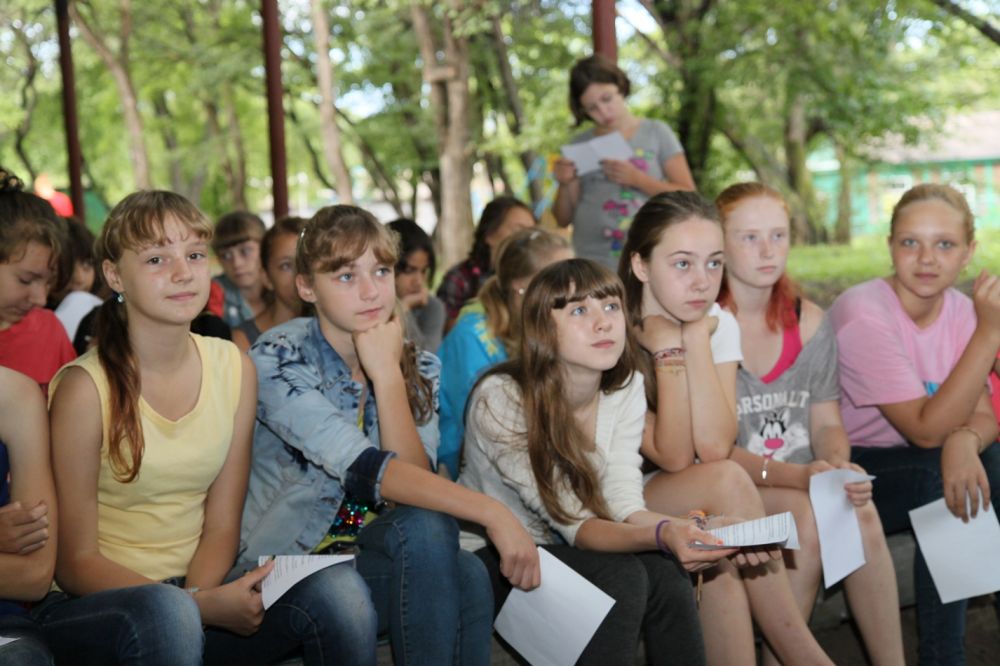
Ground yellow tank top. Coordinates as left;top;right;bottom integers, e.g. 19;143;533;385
50;334;241;582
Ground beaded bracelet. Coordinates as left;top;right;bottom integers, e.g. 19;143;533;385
655;519;671;553
652;347;685;363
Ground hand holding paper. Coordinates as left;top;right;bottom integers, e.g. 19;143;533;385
692;512;800;551
494;548;614;666
560;132;633;176
809;469;875;587
257;555;355;610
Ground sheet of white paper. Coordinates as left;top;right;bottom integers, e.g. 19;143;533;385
694;511;800;550
809;469;875;588
0;636;19;648
588;132;633;161
560;142;601;175
560;131;633;175
257;554;354;610
909;498;1000;604
494;548;615;666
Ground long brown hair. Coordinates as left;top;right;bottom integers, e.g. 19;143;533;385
482;259;637;525
95;191;212;482
478;228;570;353
297;205;434;424
715;182;799;332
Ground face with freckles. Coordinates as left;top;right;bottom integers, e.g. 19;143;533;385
631;217;725;323
722;195;791;291
888;198;973;307
102;216;211;327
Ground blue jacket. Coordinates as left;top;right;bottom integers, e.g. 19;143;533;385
437;303;507;480
240;317;440;559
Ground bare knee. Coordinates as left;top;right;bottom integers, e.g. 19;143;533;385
711;460;764;517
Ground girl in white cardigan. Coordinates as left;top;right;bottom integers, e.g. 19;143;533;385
460;258;749;665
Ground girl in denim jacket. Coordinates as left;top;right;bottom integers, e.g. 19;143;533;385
41;191;375;665
242;205;539;666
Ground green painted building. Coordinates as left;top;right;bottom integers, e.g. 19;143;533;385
811;111;1000;237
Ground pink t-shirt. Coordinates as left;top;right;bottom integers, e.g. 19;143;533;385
828;278;976;448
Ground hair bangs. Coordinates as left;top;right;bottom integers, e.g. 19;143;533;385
551;261;624;310
99;191;211;264
299;205;399;277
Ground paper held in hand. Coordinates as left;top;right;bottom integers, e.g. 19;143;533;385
560;132;633;175
495;548;615;666
691;511;800;550
257;554;355;610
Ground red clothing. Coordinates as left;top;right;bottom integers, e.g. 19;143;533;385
0;308;76;393
46;191;74;217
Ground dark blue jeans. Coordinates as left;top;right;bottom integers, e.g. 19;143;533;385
0;615;54;666
355;505;493;666
33;564;377;666
852;442;1000;666
204;560;377;665
32;585;203;666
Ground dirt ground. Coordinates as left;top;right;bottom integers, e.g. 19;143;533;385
814;595;1000;665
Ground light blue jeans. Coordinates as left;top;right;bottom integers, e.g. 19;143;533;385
355;505;493;666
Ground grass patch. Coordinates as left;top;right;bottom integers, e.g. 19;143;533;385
786;230;1000;306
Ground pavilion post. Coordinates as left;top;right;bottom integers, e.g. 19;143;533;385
592;0;617;62
261;0;288;219
55;0;85;218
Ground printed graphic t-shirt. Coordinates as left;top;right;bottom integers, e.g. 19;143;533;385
736;316;839;463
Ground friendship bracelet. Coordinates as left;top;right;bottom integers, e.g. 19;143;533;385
950;425;985;453
652;347;685;363
655;519;671;554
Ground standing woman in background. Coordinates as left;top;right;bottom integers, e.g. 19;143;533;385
553;55;695;270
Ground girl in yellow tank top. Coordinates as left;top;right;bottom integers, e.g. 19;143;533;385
36;191;378;665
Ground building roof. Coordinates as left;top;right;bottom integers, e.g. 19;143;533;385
867;110;1000;164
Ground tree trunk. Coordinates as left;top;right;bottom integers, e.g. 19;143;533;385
489;15;543;205
412;4;474;269
309;0;353;204
13;24;39;182
783;92;824;243
70;1;151;189
833;141;852;244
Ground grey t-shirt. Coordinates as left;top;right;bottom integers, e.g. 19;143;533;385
570;119;684;270
735;316;840;464
406;295;446;353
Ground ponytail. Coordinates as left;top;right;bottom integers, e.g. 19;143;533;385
95;296;144;482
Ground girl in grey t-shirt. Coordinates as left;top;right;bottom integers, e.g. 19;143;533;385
553;55;695;271
718;181;904;666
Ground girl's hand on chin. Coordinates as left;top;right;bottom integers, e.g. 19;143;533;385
681;315;718;341
637;315;682;353
354;318;404;382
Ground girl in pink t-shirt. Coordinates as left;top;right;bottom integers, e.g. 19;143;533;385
718;182;903;666
619;191;834;666
828;183;1000;665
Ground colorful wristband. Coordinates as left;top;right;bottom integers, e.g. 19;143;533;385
655;519;671;554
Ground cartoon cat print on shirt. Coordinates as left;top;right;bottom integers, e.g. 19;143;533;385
746;408;809;461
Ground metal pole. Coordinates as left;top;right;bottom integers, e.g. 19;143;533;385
261;0;288;219
592;0;618;62
55;0;85;218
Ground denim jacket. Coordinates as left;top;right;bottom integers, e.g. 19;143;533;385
240;317;440;559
